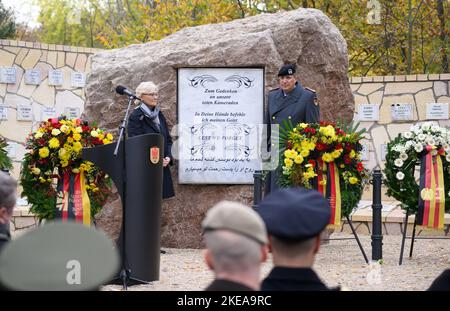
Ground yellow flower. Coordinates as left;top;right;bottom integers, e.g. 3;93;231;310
106;133;113;141
294;155;304;164
73;141;83;153
284;158;294;168
303;170;317;180
76;126;83;133
307;142;316;150
39;147;49;158
72;168;80;174
39;177;46;183
51;129;61;136
299;123;308;129
340;164;345;168
60;125;69;133
349;150;356;159
90;130;99;138
322;153;333;163
61;160;69;167
73;133;81;141
332;149;342;158
49;137;60;149
300;149;310;157
58;148;68;159
349;177;358;184
31;167;41;175
34;131;43;139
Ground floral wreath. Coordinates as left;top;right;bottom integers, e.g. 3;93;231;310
279;121;369;222
0;135;12;171
20;117;114;221
383;122;450;220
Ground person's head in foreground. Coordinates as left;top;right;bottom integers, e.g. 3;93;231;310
202;200;268;291
257;187;338;291
0;171;17;253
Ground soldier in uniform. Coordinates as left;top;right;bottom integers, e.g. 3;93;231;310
256;187;340;291
265;63;320;193
0;171;17;253
201;201;268;291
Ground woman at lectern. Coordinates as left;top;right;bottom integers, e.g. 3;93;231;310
127;81;175;199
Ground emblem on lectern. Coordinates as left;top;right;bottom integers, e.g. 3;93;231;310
150;147;160;164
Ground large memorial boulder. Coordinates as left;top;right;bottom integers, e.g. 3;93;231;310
84;8;353;248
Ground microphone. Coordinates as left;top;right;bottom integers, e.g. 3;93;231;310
115;85;141;100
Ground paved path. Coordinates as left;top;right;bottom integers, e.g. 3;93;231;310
103;233;450;291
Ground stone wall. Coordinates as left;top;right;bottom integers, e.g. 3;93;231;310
351;73;450;201
0;39;101;183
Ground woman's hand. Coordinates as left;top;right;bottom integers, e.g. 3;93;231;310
163;157;171;167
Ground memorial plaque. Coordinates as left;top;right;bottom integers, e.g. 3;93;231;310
0;67;16;84
41;107;57;120
25;69;41;85
48;69;63;86
381;144;388;161
391;103;413;121
178;67;264;184
426;103;449;120
0;106;7;120
358;104;379;121
71;72;85;88
64;107;80;118
360;143;370;161
5;142;16;158
17;104;33;121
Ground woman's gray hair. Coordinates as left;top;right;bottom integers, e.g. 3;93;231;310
0;172;17;213
135;81;159;98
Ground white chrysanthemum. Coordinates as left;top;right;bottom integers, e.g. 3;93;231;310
446;155;450;162
421;123;431;131
405;141;414;150
415;144;424;153
403;131;413;139
417;133;426;141
394;159;404;167
400;152;408;161
396;172;405;180
426;138;436;146
431;125;439;132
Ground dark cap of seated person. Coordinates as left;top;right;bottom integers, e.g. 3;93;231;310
278;64;296;76
0;222;120;291
256;187;331;241
202;200;268;245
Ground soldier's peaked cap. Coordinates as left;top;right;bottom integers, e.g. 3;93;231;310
256;187;331;241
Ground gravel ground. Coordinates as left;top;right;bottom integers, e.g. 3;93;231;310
102;233;450;291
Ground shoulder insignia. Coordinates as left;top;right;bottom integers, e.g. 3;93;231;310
314;97;319;106
305;87;316;93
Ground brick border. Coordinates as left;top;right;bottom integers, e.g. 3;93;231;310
350;73;450;84
0;39;103;54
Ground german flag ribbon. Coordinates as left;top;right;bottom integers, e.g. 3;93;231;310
417;152;445;229
60;171;91;226
326;162;341;226
316;159;327;197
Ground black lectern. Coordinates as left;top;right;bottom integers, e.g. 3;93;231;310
82;133;163;284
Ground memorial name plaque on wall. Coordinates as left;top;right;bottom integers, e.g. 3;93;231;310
0;106;7;120
25;69;41;85
71;72;86;88
391;103;413;121
0;67;16;84
17;104;33;121
41;107;57;120
381;144;388;161
64;107;81;118
358;104;379;121
48;70;63;86
426;103;449;120
5;142;16;159
178;67;264;184
360;143;369;161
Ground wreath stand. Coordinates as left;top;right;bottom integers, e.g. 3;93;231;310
254;170;369;264
399;209;450;265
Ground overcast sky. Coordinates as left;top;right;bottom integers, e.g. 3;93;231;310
2;0;41;29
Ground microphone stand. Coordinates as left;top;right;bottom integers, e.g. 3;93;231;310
112;95;148;290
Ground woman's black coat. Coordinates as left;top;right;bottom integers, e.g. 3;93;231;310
127;107;175;199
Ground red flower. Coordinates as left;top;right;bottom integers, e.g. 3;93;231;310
82;125;90;132
286;141;293;149
336;143;343;150
308;160;316;167
316;142;328;151
344;155;351;165
357;162;364;172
